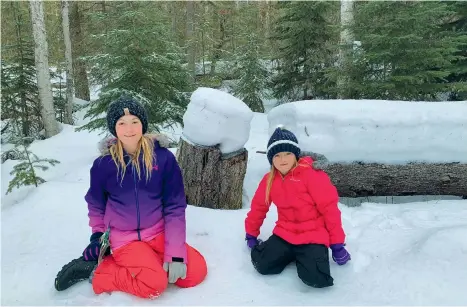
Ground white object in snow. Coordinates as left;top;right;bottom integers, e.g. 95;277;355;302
182;87;254;154
267;99;467;164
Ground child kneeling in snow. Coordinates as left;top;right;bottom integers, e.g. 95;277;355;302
244;126;350;288
55;96;207;298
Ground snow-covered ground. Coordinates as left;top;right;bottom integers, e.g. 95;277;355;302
1;93;467;305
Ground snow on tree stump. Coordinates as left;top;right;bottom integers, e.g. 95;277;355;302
177;87;253;210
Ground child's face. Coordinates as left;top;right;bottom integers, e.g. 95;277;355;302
272;152;296;175
115;114;143;148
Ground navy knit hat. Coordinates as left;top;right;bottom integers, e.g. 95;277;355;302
106;96;148;137
267;126;301;165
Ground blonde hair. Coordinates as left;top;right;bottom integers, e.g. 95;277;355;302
109;135;155;183
265;156;312;204
265;166;276;205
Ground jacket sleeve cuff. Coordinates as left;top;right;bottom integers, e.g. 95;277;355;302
163;243;187;264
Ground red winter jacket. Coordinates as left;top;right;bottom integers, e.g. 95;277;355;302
245;156;345;247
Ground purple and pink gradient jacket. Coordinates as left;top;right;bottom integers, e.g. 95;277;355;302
84;137;187;263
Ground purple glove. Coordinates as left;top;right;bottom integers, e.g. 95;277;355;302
82;232;103;261
330;243;351;265
245;234;262;249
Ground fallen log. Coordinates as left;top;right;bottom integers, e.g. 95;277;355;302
256;150;467;198
177;137;248;209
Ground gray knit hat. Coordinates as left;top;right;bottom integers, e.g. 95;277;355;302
267;126;301;165
106;96;148;137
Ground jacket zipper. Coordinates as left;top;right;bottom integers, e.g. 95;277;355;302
282;171;296;223
132;165;141;241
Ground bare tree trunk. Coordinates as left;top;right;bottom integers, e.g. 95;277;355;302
177;138;248;210
171;1;177;34
30;0;60;138
265;0;271;41
186;0;196;82
338;0;354;99
61;0;74;125
210;17;225;76
209;3;226;76
70;1;90;101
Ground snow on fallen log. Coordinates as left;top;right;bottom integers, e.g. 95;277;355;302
267;99;467;198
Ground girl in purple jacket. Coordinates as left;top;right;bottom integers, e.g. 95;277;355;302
55;97;207;298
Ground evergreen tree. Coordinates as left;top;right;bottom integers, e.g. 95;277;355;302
348;1;466;101
78;4;191;133
444;2;467;100
1;2;41;138
6;135;60;194
231;33;269;113
270;1;339;102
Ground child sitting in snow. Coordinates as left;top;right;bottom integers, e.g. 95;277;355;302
54;96;207;298
244;126;350;288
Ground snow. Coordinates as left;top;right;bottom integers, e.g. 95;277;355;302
268;99;467;164
2;96;467;305
182;87;254;154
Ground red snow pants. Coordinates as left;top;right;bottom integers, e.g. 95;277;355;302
91;234;207;298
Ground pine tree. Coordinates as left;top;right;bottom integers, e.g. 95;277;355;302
231;33;269;113
6;135;60;194
443;2;467;100
78;4;191;133
1;2;41;138
348;1;467;101
270;1;339;102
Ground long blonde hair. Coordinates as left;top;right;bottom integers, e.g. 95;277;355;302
265;157;313;204
109;135;155;183
265;166;276;205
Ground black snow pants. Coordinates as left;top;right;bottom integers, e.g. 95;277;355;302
250;234;334;288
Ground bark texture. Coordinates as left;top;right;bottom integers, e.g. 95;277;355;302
70;1;90;101
30;0;60;137
177;138;248;209
319;161;467;198
256;150;467;198
61;0;74;125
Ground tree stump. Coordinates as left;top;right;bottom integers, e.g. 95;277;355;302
177;137;248;209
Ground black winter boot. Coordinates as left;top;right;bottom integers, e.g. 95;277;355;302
54;256;97;291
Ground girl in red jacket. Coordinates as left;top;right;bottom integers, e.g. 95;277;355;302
244;126;350;288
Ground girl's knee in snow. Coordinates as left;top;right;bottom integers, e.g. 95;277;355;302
175;246;208;288
133;267;169;298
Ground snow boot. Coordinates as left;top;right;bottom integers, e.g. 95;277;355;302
54;256;97;291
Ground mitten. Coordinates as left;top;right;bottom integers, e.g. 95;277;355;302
82;232;103;261
330;243;351;265
163;261;187;283
245;234;262;249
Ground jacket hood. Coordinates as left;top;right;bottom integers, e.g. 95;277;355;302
285;156;315;176
98;133;171;155
298;156;314;167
